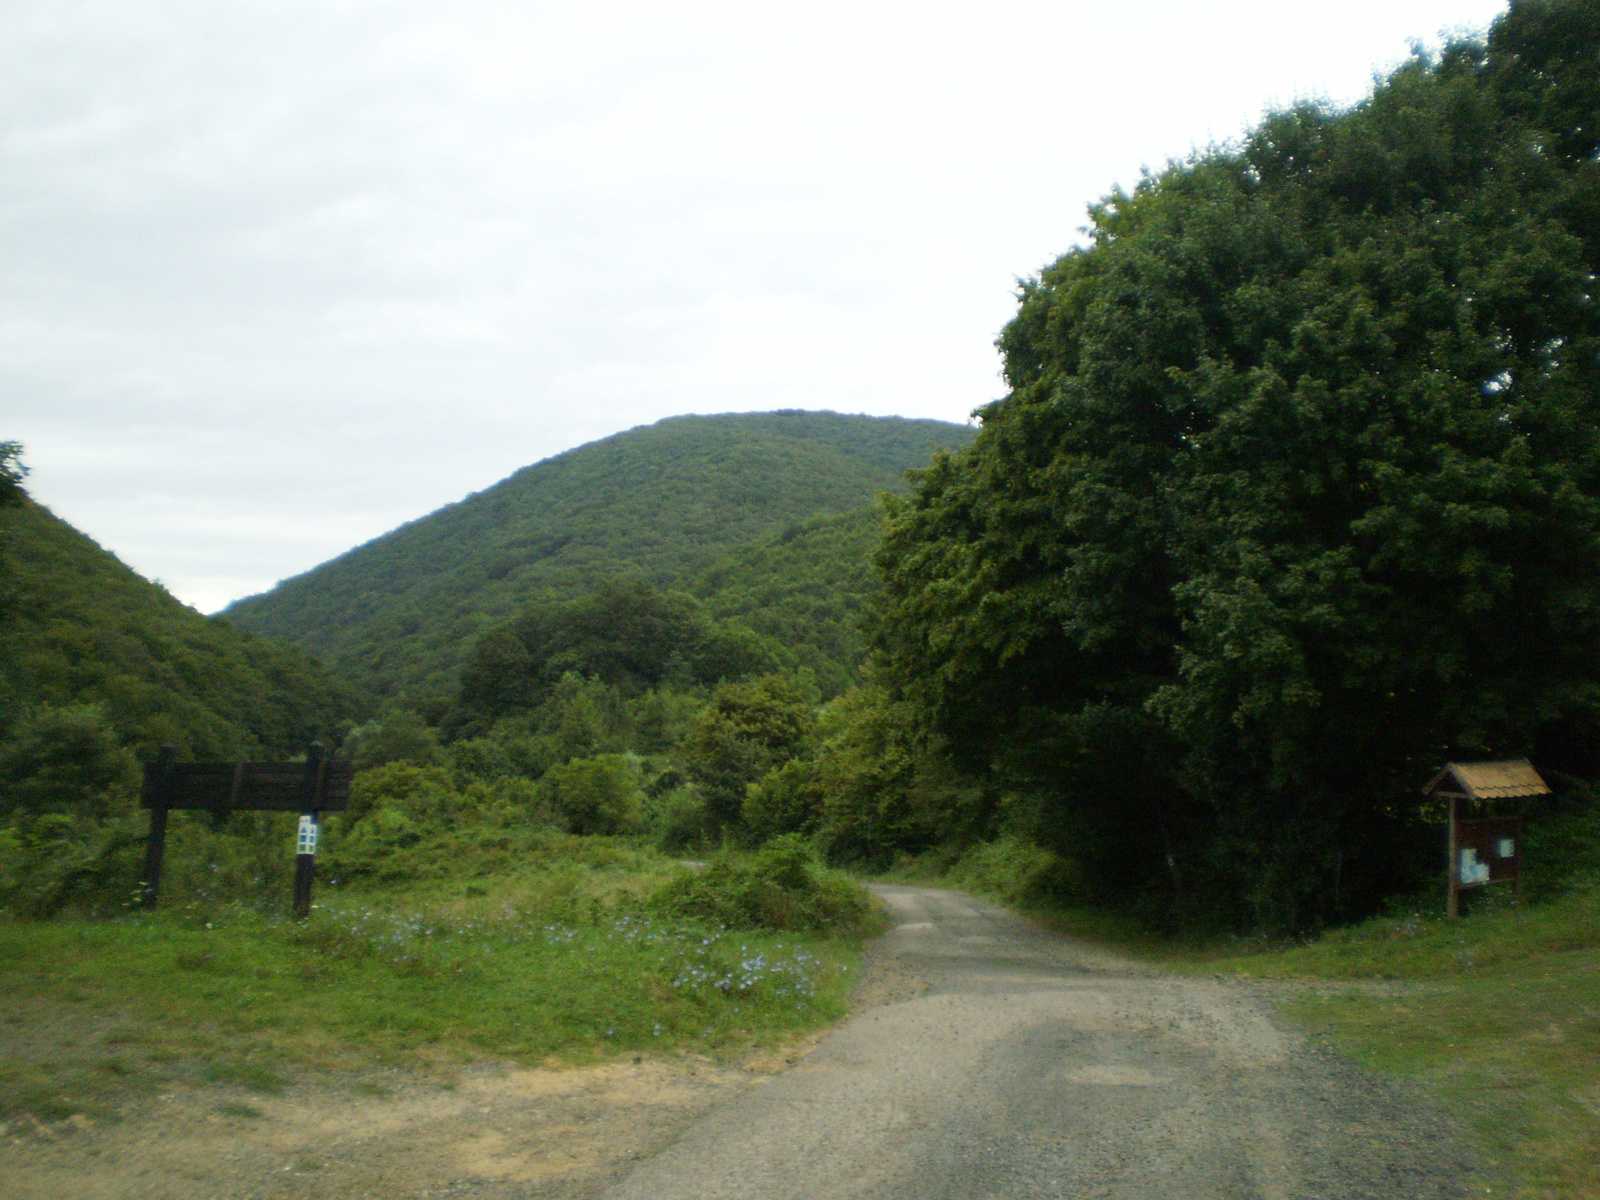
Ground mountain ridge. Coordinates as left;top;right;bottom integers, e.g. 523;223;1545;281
225;410;974;700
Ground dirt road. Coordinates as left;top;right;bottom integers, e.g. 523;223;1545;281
2;884;1476;1198
600;884;1476;1200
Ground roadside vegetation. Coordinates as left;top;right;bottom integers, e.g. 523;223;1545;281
1221;894;1600;1200
0;829;880;1127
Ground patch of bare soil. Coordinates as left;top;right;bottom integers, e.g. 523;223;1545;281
0;943;914;1200
2;1052;777;1200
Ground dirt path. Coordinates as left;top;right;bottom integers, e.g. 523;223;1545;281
599;885;1478;1200
2;885;1476;1199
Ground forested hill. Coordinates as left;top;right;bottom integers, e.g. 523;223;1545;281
0;496;360;759
690;506;882;700
223;411;974;702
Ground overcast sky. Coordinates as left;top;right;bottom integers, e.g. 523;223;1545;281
3;0;1509;613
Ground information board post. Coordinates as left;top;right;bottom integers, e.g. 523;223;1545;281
291;741;324;921
1446;795;1459;919
140;744;177;911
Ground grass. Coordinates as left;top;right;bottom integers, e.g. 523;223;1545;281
1189;890;1600;1200
0;834;875;1129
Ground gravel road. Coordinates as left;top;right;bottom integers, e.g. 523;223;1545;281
599;883;1475;1200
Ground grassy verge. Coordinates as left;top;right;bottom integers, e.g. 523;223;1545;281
0;834;876;1128
1195;891;1600;1200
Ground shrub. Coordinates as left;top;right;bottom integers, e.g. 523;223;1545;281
644;786;713;853
652;834;878;934
343;763;460;826
1523;791;1600;900
944;836;1078;908
445;736;516;784
0;811;144;917
541;754;644;835
0;704;140;819
343;710;441;771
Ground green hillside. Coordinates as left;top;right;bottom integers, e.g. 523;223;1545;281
224;411;972;701
0;497;361;759
691;506;883;698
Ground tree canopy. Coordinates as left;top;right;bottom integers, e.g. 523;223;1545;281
871;0;1600;929
0;442;25;509
446;579;781;736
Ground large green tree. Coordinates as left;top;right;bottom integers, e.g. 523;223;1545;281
682;675;814;828
872;0;1600;929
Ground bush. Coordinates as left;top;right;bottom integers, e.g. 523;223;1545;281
0;704;140;820
541;754;644;835
445;736;515;784
342;763;460;826
1523;791;1600;900
0;811;144;918
652;834;878;934
645;786;713;853
324;765;557;882
343;710;442;771
944;836;1078;908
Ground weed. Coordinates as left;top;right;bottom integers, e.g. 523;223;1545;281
216;1101;263;1119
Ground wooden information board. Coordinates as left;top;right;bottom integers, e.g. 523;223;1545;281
139;742;353;918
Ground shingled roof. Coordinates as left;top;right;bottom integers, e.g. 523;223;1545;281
1423;759;1551;800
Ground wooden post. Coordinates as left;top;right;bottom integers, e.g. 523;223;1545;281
1446;795;1459;919
141;745;177;910
291;743;325;921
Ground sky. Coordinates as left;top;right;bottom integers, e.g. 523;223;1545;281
2;0;1510;614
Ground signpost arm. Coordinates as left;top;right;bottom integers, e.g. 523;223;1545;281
140;745;177;911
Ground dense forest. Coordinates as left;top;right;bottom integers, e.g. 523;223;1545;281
7;0;1600;938
691;507;883;698
871;0;1600;929
223;412;973;703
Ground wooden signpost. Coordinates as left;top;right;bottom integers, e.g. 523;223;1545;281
139;742;354;919
1423;759;1549;918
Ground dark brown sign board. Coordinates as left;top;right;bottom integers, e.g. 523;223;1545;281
1455;817;1520;887
1423;759;1547;918
138;743;353;917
